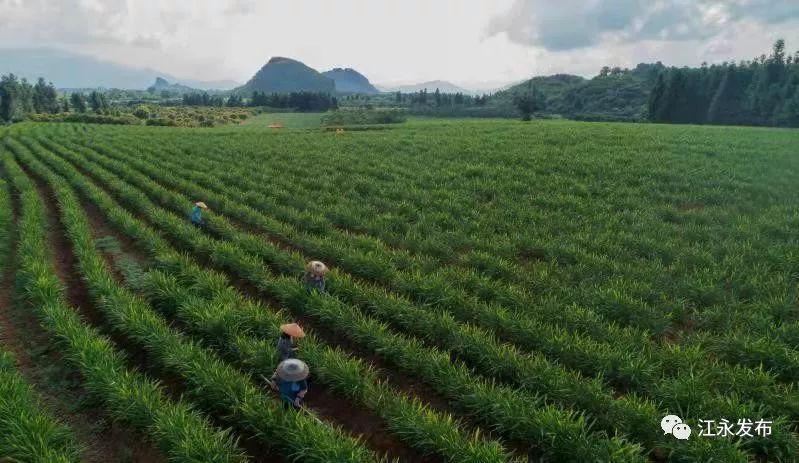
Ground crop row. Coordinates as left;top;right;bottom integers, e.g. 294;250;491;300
62;125;799;376
0;350;82;463
20;134;782;461
68;127;799;389
83;127;666;337
74;133;799;404
85;125;797;341
10;140;382;462
0;174;82;463
38;131;799;445
14;133;658;461
1;151;247;462
23;139;517;462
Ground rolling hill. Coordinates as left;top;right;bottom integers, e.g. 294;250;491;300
234;57;335;95
146;77;201;94
323;68;378;94
491;64;664;121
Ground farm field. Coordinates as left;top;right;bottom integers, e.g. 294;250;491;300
237;112;325;128
0;118;798;462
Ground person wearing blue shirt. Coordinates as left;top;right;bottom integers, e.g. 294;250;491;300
271;359;309;409
190;201;208;228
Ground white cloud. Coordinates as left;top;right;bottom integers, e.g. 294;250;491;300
0;0;798;86
488;0;799;50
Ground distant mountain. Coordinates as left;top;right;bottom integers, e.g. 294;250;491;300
323;68;378;94
234;57;334;95
0;48;239;90
147;77;201;94
380;80;472;94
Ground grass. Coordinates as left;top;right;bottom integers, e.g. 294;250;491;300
237;112;325;129
1;117;798;461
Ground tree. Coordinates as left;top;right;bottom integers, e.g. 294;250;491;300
647;73;668;122
61;96;70;113
513;84;545;121
32;77;59;114
70;93;87;113
0;74;23;122
88;91;108;114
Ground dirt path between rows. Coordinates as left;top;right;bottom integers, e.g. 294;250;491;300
46;137;472;462
0;184;29;367
76;186;283;463
20;161;166;463
68;165;437;463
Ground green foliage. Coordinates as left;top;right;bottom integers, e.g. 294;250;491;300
512;83;545;121
12;137;381;463
69;93;87;113
321;108;406;126
6;117;799;461
0;351;82;463
649;40;799;127
1;147;247;463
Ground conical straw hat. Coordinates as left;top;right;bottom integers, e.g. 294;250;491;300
280;323;305;338
276;359;309;381
195;201;208;209
306;260;328;276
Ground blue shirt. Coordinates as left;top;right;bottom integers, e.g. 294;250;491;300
190;205;203;224
278;379;308;403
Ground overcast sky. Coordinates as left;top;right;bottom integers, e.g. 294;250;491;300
2;0;799;87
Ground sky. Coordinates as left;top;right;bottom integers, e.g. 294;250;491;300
2;0;799;89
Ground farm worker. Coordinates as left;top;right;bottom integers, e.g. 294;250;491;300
277;323;305;361
303;260;328;294
271;359;309;410
190;201;208;228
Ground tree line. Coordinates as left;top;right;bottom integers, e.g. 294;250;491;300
181;91;338;111
391;89;490;106
648;40;799;127
0;73;116;123
0;75;59;122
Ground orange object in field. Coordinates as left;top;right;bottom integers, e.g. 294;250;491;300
268;122;284;129
280;323;305;338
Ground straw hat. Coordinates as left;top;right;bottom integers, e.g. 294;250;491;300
276;359;309;382
195;201;208;209
280;323;305;338
306;260;328;276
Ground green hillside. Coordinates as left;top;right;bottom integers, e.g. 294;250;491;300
323;68;378;94
491;64;664;121
234;57;334;95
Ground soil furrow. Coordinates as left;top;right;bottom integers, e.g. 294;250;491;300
21;161;167;463
64;153;442;463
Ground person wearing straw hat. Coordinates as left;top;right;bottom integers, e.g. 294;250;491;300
303;260;328;294
270;359;310;409
190;201;209;229
277;323;305;362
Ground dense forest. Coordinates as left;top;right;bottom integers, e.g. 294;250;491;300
3;40;799;127
0;74;113;122
0;75;60;122
182;91;337;111
648;40;799;127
